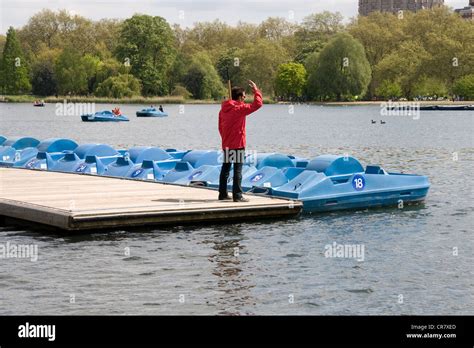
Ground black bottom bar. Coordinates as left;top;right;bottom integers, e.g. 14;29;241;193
0;316;472;346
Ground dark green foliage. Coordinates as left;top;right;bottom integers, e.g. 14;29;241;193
0;27;31;94
115;15;176;96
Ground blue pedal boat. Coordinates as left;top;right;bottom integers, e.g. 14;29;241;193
127;159;181;181
48;143;120;173
0;137;41;167
136;108;168;117
81;110;129;122
10;138;79;169
121;147;178;180
251;155;430;212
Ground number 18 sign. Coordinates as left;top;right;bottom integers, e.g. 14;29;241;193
352;174;365;191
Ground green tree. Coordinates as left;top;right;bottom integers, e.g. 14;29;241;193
294;11;344;62
95;74;141;98
182;52;225;99
115;14;176;96
81;54;101;93
184;20;233;51
31;48;60;96
18;9;60;53
216;47;245;87
348;7;474;99
452;74;474;100
55;47;99;95
375;80;402;99
170;84;192;99
307;33;371;101
18;9;104;56
304;51;321;99
412;77;448;98
258;17;296;41
257;17;297;56
167;51;191;93
32;64;57;96
348;12;403;98
374;41;430;99
274;62;307;99
92;19;123;56
0;27;31;94
296;11;344;43
240;39;290;96
0;35;6;55
183;20;258;55
32;65;58;96
93;57;127;91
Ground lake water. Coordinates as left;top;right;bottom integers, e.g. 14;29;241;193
0;103;472;315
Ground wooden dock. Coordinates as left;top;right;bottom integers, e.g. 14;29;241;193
0;168;302;231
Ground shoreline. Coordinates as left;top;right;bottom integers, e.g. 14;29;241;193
308;100;474;106
0;95;472;106
0;95;277;105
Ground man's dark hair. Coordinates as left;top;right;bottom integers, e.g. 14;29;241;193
231;86;245;101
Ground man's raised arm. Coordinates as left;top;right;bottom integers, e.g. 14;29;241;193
236;80;263;116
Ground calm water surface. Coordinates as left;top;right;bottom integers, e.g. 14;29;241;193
0;103;472;315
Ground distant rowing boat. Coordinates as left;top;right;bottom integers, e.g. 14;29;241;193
388;105;473;111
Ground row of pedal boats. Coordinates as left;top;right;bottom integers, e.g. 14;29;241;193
0;136;430;213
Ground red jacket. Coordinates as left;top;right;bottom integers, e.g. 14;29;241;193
218;88;263;150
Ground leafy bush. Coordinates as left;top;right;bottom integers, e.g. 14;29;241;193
95;74;141;98
453;75;474;100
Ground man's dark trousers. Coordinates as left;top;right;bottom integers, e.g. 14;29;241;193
219;148;245;199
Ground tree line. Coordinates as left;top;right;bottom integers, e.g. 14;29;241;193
0;7;473;101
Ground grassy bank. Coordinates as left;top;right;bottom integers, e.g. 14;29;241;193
277;100;474;106
2;95;471;106
0;95;277;104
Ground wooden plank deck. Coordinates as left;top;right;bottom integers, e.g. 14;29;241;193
0;168;301;231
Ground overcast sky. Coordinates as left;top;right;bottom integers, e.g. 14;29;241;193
0;0;469;33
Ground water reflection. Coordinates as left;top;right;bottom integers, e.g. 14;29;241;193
0;104;472;314
206;224;255;315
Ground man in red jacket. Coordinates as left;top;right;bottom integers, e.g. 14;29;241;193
218;80;263;202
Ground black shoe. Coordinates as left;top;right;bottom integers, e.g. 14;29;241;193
218;195;232;201
233;196;249;202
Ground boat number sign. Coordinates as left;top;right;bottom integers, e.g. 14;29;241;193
352;174;365;191
131;169;144;177
75;163;87;173
251;173;264;182
26;159;37;168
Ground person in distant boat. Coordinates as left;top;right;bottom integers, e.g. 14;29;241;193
112;107;121;116
159;105;164;112
218;80;263;202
